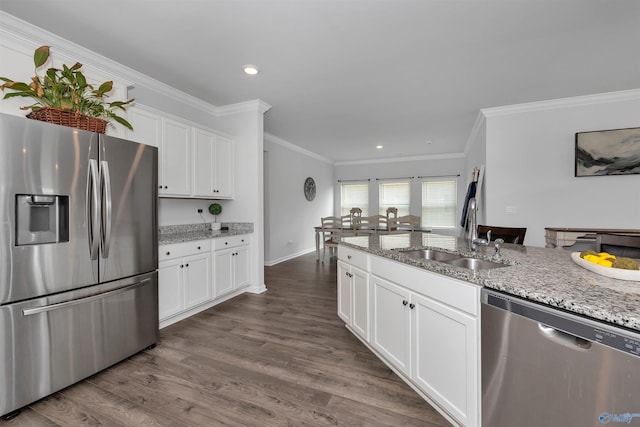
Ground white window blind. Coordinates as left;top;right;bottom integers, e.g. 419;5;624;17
341;183;369;216
422;179;457;228
379;181;410;216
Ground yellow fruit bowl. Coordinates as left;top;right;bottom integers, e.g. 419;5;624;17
571;252;640;281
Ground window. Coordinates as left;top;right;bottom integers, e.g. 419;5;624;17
422;179;457;228
379;181;410;216
341;183;369;216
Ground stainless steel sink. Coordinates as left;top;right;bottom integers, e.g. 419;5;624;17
401;249;462;262
443;257;508;270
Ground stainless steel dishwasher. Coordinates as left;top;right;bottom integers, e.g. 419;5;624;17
482;289;640;427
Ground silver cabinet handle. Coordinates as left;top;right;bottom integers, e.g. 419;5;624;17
23;279;151;316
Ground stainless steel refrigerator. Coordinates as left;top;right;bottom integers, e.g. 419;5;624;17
0;113;159;418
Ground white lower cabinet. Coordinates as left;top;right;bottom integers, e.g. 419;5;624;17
338;246;371;341
337;261;352;323
158;240;211;320
340;247;480;427
411;292;478;427
158;233;252;328
371;275;411;375
337;260;370;341
213;235;250;298
183;253;212;308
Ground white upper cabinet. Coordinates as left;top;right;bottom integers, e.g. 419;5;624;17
192;128;234;199
161;118;192;196
213;135;234;198
127;106;161;147
127;105;235;200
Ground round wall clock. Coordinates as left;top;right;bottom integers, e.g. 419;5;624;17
304;177;316;201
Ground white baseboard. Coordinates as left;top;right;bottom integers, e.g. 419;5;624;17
246;283;267;294
264;246;317;266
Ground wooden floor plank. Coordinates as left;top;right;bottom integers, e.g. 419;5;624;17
2;252;451;426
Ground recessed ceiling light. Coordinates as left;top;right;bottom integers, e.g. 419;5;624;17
243;64;260;75
376;145;383;149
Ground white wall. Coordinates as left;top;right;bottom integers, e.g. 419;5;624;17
214;102;270;291
334;155;467;233
483;90;640;247
264;134;334;265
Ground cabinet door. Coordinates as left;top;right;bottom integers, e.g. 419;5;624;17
337;261;352;324
213;249;233;297
412;293;478;427
158;258;184;319
192;127;215;197
371;275;411;376
351;266;369;341
127;106;161;147
183;253;212;308
233;245;249;288
214;136;234;198
161;118;191;196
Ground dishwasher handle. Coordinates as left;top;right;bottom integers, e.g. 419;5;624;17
538;323;592;350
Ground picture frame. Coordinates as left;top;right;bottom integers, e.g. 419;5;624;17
575;127;640;177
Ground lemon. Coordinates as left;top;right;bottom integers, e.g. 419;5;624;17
584;254;600;263
598;252;616;259
597;259;613;268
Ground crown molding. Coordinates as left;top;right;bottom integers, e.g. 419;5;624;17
482;88;640;117
264;133;333;164
216;100;272;117
334;152;465;167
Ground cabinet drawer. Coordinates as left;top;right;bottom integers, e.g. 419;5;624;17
213;234;249;250
338;245;368;270
159;239;211;261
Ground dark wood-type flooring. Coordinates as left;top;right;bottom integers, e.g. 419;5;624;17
3;252;451;426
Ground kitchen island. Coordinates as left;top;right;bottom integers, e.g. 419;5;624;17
337;232;640;427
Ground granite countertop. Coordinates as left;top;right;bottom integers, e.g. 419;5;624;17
159;222;253;245
340;232;640;332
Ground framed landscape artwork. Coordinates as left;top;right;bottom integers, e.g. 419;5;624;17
575;127;640;177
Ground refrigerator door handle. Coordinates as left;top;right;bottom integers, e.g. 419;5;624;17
100;160;113;258
22;278;151;316
87;159;100;260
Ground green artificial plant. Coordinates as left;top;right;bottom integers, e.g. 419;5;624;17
208;203;223;222
0;45;134;130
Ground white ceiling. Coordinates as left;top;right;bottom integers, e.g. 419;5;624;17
2;0;640;162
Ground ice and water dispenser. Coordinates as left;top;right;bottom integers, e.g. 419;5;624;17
16;194;69;245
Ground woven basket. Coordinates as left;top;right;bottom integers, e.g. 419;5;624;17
27;107;108;134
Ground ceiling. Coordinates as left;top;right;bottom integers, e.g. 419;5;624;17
2;1;640;162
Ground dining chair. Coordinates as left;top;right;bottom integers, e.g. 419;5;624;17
388;215;420;233
320;216;343;260
477;225;527;245
354;216;378;235
349;208;363;228
596;233;640;258
368;214;387;230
